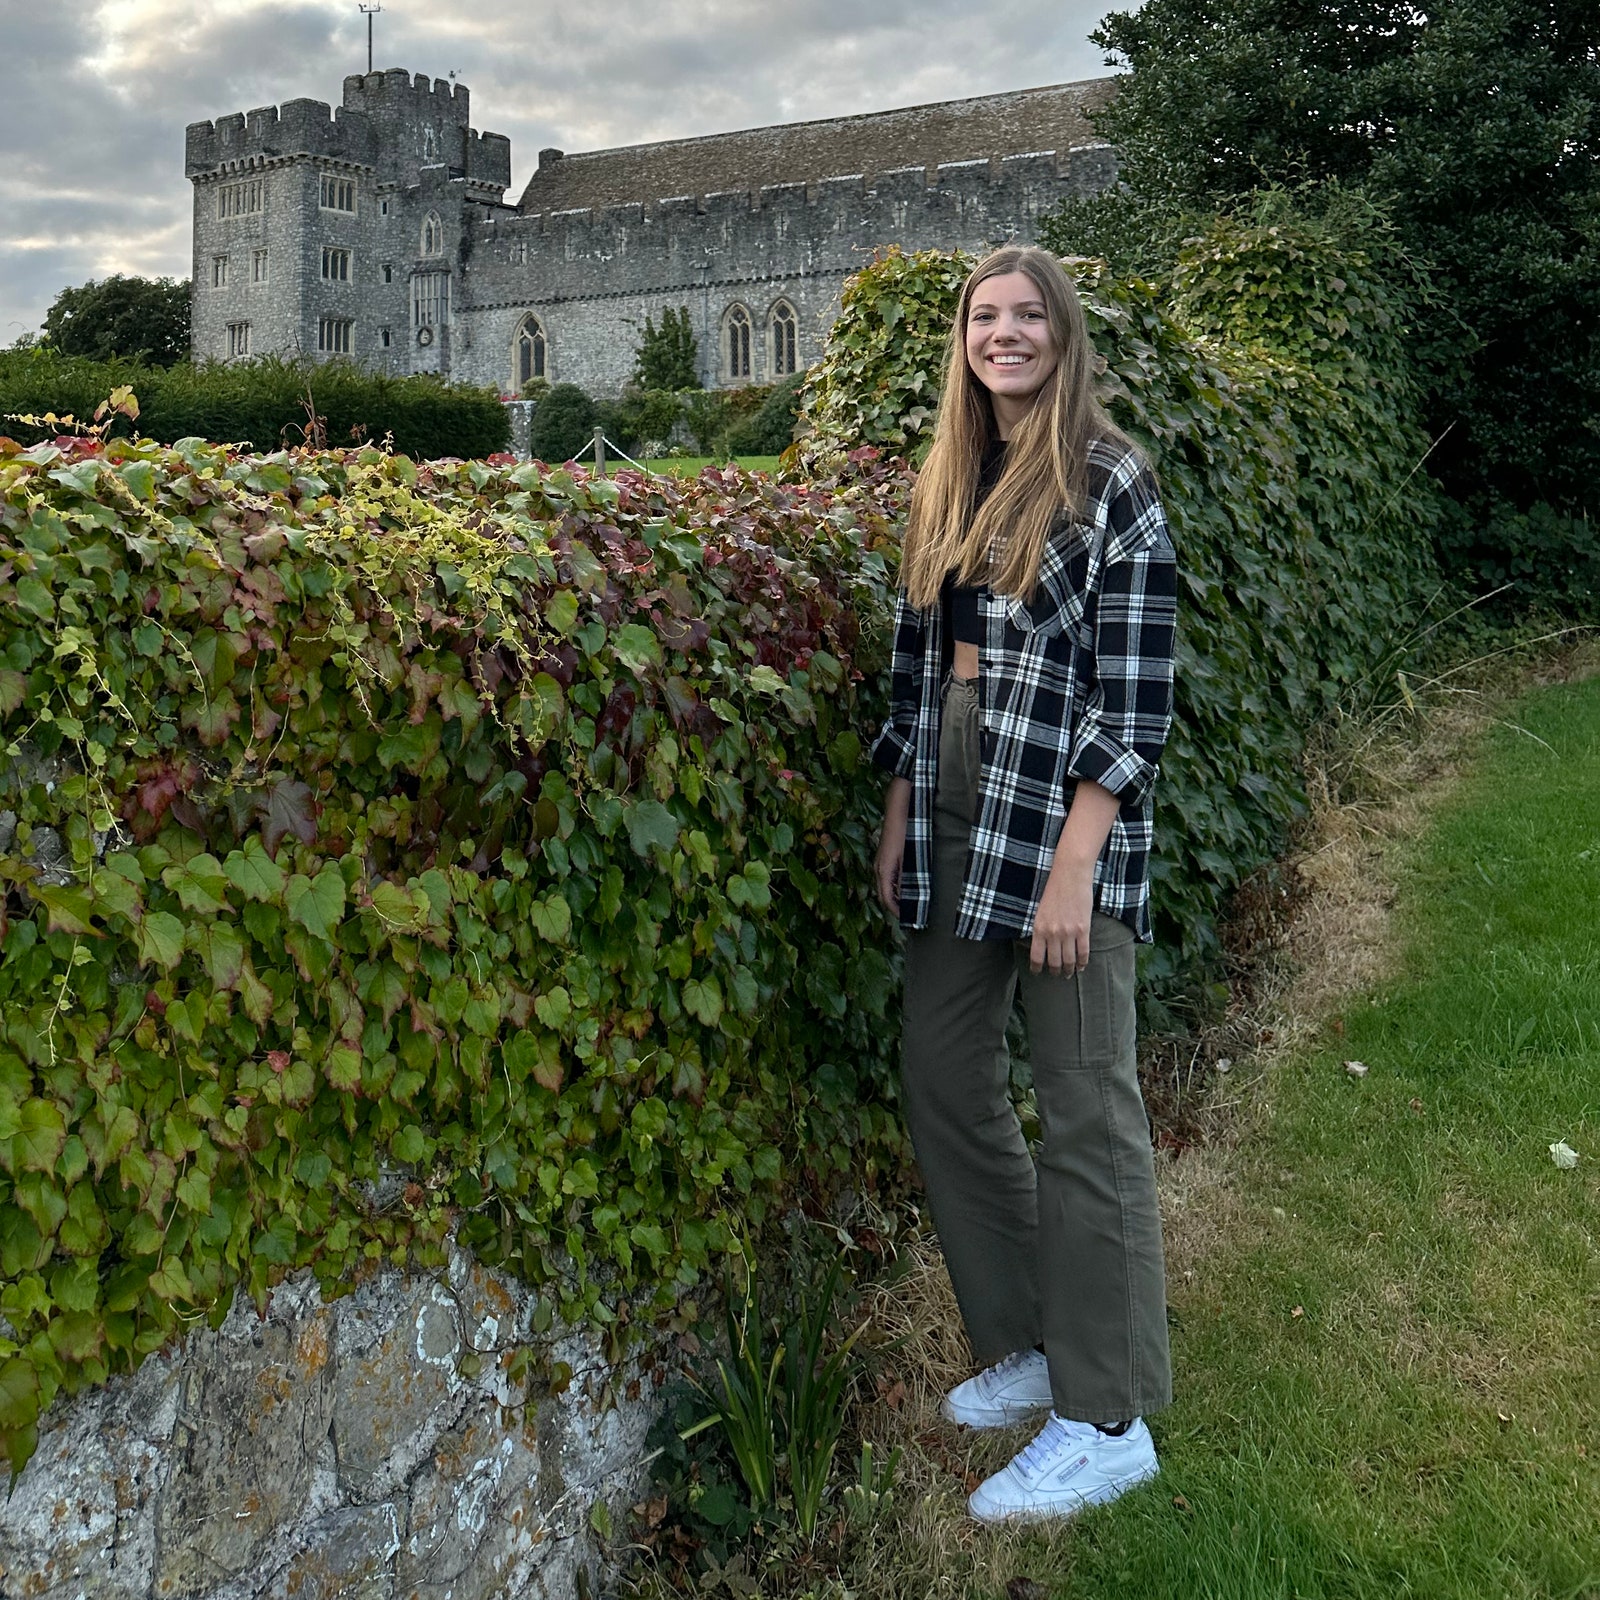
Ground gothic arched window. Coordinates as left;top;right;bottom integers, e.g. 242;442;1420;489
422;213;444;257
769;300;798;377
514;315;547;389
725;304;752;381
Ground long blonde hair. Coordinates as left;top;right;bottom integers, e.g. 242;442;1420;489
900;246;1131;608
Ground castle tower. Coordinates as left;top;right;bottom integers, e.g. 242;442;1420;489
185;72;510;379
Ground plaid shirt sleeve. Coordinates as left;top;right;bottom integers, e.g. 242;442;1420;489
1066;462;1177;804
870;588;925;780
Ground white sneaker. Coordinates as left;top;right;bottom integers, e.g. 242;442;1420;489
967;1412;1158;1523
940;1348;1054;1428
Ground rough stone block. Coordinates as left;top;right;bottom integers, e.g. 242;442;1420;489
332;1282;464;1500
264;1505;402;1600
153;1311;337;1598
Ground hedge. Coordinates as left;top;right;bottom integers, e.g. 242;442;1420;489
0;349;510;462
798;225;1445;985
0;435;910;1477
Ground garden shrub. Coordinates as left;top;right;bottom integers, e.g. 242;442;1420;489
722;375;806;458
527;382;599;463
596;388;687;457
0;349;509;461
798;232;1444;986
0;434;913;1476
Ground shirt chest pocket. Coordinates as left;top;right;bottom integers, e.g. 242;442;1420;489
1001;530;1093;649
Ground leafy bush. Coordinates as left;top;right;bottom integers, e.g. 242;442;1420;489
0;433;913;1476
0;349;509;460
1436;500;1600;620
596;388;687;458
527;382;598;463
798;234;1444;987
723;376;806;458
681;387;773;458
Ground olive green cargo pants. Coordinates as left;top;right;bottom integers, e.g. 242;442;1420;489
899;677;1172;1424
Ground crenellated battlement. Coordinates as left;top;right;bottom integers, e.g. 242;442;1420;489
341;69;470;125
185;97;373;176
186;72;508;191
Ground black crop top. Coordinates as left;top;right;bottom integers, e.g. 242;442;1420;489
940;438;1008;658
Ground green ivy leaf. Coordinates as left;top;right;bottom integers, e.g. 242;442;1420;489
612;623;662;676
224;836;287;903
9;1101;66;1176
682;976;723;1027
285;868;345;944
626;799;679;860
136;912;186;970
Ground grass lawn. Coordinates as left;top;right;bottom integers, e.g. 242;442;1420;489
620;455;782;478
1019;676;1600;1597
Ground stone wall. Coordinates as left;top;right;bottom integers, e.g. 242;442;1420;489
454;144;1118;396
0;1243;664;1600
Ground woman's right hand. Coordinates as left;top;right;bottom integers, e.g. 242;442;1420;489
876;777;912;917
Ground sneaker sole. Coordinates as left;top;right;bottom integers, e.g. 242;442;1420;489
967;1462;1158;1524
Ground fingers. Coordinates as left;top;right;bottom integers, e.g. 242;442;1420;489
1029;927;1091;976
876;858;900;917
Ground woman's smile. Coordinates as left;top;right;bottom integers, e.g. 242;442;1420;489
965;270;1060;430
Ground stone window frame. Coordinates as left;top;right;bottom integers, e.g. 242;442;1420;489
226;322;251;359
421;213;445;258
211;255;229;290
321;246;352;283
513;314;548;389
318;317;353;355
217;179;263;220
412;271;450;333
252;248;269;284
768;299;798;378
382;263;394;285
319;173;357;214
723;302;753;382
380;328;393;349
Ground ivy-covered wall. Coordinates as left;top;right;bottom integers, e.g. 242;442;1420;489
0;437;908;1479
799;227;1444;983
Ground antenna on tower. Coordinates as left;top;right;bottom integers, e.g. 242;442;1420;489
358;4;383;74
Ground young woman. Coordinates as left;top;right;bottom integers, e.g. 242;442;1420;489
871;245;1178;1523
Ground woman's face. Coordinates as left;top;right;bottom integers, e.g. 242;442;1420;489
964;271;1060;428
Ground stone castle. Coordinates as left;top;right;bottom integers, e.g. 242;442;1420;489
185;69;1116;397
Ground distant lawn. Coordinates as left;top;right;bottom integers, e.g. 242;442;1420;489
622;455;782;478
1038;677;1600;1597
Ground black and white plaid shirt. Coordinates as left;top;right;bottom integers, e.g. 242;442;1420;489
871;437;1177;942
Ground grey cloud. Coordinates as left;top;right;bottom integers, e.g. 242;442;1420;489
1;0;1112;338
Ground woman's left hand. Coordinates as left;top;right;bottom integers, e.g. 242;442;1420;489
1029;861;1095;976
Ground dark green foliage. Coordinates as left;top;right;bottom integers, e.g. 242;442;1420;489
0;431;911;1477
41;276;191;368
799;235;1443;986
632;307;701;392
722;376;806;458
1437;500;1600;619
678;387;771;457
0;349;509;460
1087;0;1600;524
527;382;599;463
595;388;686;456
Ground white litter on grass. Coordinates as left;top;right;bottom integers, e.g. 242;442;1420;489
1344;1060;1369;1078
1215;1058;1232;1074
1549;1141;1580;1170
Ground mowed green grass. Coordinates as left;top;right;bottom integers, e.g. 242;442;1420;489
1026;680;1600;1598
625;455;782;478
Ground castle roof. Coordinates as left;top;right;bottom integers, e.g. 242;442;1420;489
515;77;1115;213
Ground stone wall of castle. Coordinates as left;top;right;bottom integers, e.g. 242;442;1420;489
454;144;1117;396
188;72;1117;399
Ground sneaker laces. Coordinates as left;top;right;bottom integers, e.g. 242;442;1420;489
1015;1413;1092;1478
978;1348;1040;1394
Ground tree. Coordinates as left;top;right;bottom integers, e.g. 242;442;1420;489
631;306;700;391
41;275;192;367
1087;0;1600;515
527;382;598;463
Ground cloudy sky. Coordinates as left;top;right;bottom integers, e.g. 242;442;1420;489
1;0;1121;343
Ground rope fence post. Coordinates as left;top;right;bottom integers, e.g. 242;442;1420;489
592;426;606;476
